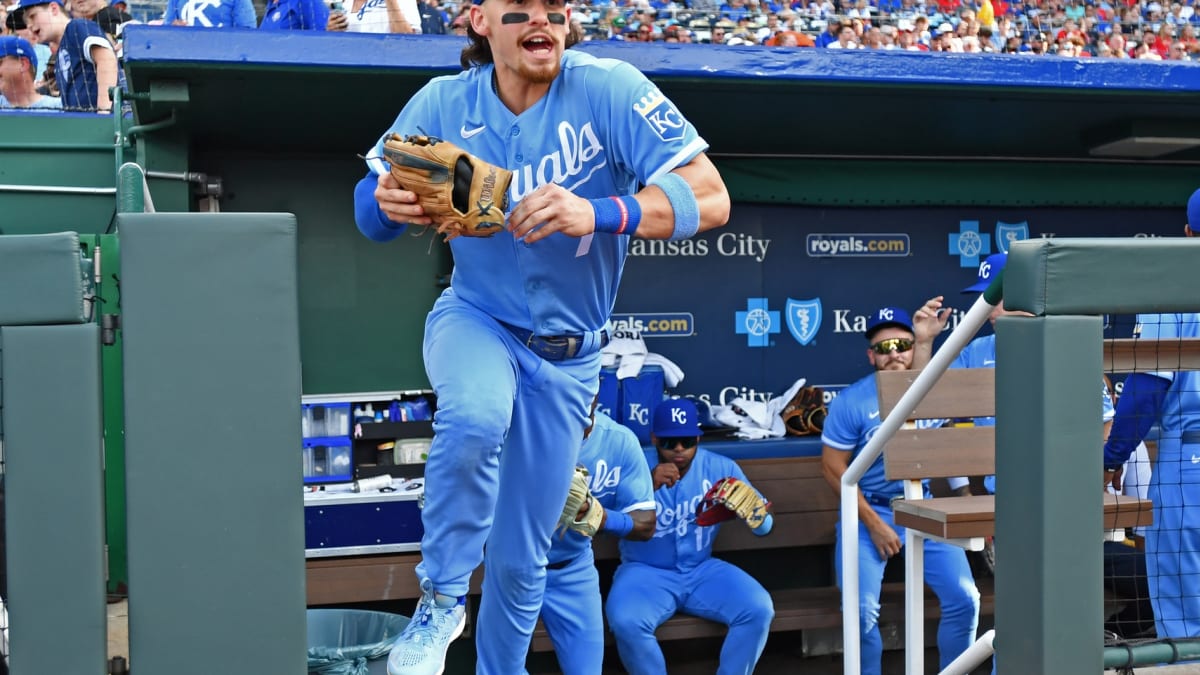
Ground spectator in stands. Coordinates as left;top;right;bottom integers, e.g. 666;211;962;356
606;398;775;675
326;0;420;33
5;7;52;82
259;0;329;30
162;0;255;27
449;12;466;35
538;404;656;675
814;18;845;47
896;21;925;50
1180;24;1200;55
828;20;859;47
94;6;131;53
15;0;119;111
821;303;980;675
977;25;996;51
631;21;654;41
1108;32;1130;57
417;0;446;35
0;35;60;108
1102;187;1200;641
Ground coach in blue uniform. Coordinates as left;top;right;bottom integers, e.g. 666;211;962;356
822;307;980;675
1103;187;1200;639
605;399;774;675
540;408;655;674
353;1;730;671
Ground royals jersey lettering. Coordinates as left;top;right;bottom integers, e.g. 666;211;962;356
366;50;708;335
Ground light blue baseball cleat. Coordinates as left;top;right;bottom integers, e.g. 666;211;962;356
387;579;466;675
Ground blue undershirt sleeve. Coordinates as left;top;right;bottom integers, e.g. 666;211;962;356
354;172;405;242
1103;372;1170;469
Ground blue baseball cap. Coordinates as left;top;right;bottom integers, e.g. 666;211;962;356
963;252;1007;293
653;398;701;437
1187;188;1200;230
865;307;914;341
0;37;36;74
12;0;61;19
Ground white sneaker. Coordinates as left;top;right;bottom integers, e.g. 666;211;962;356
387;580;466;675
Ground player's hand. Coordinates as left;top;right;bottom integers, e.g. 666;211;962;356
507;183;597;244
1105;467;1124;491
653;463;681;491
869;522;902;559
374;172;433;227
327;10;348;30
912;296;950;344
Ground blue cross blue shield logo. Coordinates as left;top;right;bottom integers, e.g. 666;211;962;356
994;221;1029;254
785;298;822;346
735;298;781;348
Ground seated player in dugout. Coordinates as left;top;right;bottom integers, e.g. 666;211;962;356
605;398;775;675
538;400;656;675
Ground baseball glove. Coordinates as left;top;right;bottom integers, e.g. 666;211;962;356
695;477;770;530
381;134;512;240
781;385;827;436
557;465;605;538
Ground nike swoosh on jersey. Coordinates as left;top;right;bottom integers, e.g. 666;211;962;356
983;360;996;366
869;411;881;419
1192;454;1200;464
460;124;487;139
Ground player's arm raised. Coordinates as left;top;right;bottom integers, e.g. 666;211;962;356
507;153;730;244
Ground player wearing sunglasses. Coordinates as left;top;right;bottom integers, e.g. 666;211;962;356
605;398;775;674
821;304;981;675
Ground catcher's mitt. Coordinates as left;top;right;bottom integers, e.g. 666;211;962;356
781;385;827;436
557;465;605;538
382;134;512;240
695;477;770;530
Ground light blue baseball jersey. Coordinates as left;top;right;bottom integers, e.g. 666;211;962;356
549;411;655;566
619;448;756;572
952;333;1115;426
164;0;256;27
1136;313;1200;435
365;49;707;334
822;372;898;498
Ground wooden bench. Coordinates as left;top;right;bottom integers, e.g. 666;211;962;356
875;367;1154;542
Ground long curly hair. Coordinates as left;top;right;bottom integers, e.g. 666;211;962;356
460;13;583;69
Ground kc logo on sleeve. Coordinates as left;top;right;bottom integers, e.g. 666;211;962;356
634;86;685;142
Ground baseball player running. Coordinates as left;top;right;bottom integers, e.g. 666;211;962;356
539;406;655;674
822;306;980;675
605;398;775;675
1103;187;1200;639
352;1;730;671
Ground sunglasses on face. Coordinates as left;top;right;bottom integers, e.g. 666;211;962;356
870;337;915;355
657;436;699;450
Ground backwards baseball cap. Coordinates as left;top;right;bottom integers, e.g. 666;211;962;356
1188;187;1200;229
653;398;701;437
963;252;1007;293
0;37;37;73
865;307;914;341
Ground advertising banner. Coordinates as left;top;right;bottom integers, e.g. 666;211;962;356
613;205;1175;408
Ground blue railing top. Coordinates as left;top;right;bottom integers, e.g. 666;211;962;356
122;24;1200;94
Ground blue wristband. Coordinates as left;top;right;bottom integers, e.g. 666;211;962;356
601;509;634;537
751;513;774;537
651;172;700;241
590;195;641;236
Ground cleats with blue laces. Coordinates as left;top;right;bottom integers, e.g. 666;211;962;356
387;580;466;675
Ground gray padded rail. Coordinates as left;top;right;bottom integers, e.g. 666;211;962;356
2;324;107;675
119;213;306;675
0;232;92;325
1006;237;1200;316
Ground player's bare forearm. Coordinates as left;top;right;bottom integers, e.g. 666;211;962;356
911;296;949;370
632;154;730;240
627;510;656;541
91;46;118;112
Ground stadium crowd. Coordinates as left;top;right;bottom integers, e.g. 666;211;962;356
0;0;1196;107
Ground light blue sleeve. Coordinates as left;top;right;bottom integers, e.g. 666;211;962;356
610;427;655;513
583;60;708;186
821;379;865;451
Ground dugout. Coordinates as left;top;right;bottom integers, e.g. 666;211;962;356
2;27;1200;664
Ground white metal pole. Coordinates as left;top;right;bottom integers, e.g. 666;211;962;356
840;294;996;674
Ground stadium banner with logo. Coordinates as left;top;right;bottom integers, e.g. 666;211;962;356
613;205;1174;409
